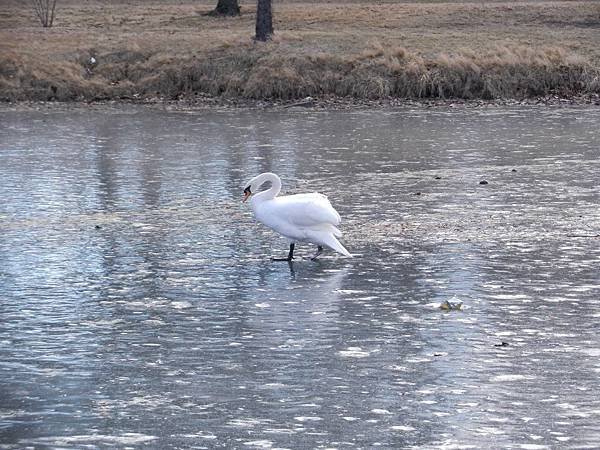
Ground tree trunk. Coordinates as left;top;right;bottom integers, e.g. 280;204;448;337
207;0;240;17
255;0;273;41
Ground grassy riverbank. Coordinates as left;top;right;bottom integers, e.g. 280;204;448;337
2;0;600;103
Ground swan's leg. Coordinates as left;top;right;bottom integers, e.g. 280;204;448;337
311;245;323;261
272;243;295;262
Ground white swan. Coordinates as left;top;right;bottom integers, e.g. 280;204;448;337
243;173;351;261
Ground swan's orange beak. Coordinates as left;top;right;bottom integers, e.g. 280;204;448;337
243;186;252;203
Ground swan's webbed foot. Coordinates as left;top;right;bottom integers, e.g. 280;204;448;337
272;243;295;262
311;246;323;261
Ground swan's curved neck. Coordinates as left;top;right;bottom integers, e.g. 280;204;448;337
253;172;281;202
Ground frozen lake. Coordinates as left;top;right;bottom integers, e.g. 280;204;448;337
1;105;599;448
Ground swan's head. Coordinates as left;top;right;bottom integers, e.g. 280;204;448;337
243;174;261;202
243;173;281;203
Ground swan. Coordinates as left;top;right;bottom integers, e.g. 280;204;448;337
243;173;351;261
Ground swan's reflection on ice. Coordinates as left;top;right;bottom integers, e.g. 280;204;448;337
243;262;351;342
222;263;353;423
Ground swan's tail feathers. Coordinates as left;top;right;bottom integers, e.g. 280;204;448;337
323;234;352;258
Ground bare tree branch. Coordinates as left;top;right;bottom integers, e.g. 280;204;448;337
31;0;58;27
50;0;57;26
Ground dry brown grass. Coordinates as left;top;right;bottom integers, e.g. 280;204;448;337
1;0;600;101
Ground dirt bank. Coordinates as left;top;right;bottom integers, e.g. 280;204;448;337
2;0;600;103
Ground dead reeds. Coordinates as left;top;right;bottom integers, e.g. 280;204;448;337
1;43;598;102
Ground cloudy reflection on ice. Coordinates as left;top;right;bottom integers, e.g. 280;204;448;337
1;105;599;449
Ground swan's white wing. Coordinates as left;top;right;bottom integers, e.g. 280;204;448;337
273;193;341;228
